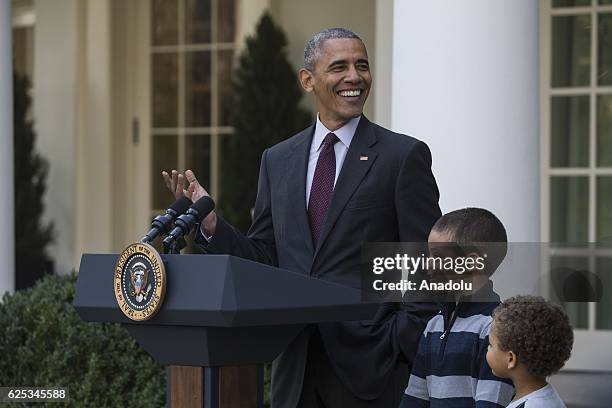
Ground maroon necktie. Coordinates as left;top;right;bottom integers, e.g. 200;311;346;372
308;132;339;246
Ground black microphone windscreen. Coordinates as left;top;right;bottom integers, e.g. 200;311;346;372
191;196;215;220
170;196;193;214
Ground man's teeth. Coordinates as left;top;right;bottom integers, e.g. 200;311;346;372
339;90;361;97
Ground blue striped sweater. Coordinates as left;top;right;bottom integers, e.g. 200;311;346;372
400;282;514;407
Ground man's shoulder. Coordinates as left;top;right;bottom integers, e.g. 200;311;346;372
265;125;313;157
262;118;431;158
368;120;429;155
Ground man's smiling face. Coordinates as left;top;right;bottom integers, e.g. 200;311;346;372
300;38;371;130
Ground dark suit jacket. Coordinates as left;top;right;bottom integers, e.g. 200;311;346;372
197;116;441;407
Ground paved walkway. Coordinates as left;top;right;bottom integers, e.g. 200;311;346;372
549;371;612;408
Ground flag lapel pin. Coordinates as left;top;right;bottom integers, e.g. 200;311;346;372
360;155;368;161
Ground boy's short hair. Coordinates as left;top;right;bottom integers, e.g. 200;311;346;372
493;295;573;377
432;207;507;273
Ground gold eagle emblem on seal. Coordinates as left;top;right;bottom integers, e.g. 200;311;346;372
114;242;166;321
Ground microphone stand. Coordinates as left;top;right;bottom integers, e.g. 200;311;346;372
163;237;187;255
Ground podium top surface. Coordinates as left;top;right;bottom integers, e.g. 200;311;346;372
74;253;377;327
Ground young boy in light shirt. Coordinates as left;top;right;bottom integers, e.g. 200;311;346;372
487;295;572;408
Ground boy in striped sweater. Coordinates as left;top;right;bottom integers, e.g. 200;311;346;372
400;208;515;408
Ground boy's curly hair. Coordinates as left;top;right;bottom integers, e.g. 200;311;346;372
493;295;573;377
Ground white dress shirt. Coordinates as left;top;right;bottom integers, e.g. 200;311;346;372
306;114;360;207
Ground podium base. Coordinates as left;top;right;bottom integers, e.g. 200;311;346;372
169;365;264;408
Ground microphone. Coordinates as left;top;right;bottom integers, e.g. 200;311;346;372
163;196;215;246
142;196;193;243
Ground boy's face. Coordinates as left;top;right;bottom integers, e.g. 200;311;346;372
486;322;512;378
427;229;480;284
427;229;460;283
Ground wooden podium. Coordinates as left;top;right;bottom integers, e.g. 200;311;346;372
73;254;376;407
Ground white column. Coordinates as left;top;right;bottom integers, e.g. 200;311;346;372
0;0;15;295
34;0;78;275
374;0;394;128
74;0;114;258
391;0;539;241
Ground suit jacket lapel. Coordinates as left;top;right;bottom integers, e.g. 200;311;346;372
312;116;378;262
286;125;315;257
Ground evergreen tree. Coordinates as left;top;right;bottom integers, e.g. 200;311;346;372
13;73;54;289
220;12;311;232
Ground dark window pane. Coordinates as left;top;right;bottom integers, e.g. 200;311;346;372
180;135;211;255
185;135;211;190
597;95;612;166
152;135;178;210
12;27;34;78
152;0;178;46
552;15;591;87
596;257;612;330
551;176;589;242
553;0;590;6
185;0;211;44
152;53;179;127
597;177;612;241
185;52;211;127
600;0;612;5
551;256;589;329
218;50;235;126
218;0;237;43
599;13;612;85
564;302;589;328
551;96;590;167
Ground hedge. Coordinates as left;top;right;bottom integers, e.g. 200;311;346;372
0;274;166;407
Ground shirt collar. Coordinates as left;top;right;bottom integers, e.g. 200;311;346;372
440;280;500;317
311;114;361;152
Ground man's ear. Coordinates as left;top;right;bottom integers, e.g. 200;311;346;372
507;350;517;370
299;68;314;92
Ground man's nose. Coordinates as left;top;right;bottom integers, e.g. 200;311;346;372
344;65;360;82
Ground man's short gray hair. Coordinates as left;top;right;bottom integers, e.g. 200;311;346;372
303;28;362;71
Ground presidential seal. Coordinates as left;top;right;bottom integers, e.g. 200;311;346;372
114;242;166;321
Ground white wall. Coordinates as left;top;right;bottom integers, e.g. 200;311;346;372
1;0;15;294
391;0;540;241
374;0;393;129
74;0;114;260
34;0;115;273
33;0;78;274
237;0;270;45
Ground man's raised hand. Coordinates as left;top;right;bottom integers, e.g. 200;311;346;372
184;170;209;203
162;170;188;200
161;169;217;234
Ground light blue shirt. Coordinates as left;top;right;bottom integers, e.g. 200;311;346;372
507;384;566;408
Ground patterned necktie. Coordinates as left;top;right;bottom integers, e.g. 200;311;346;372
308;132;339;246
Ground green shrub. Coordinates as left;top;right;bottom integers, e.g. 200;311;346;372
220;12;311;232
0;274;166;407
14;72;55;289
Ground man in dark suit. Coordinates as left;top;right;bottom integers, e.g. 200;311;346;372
163;28;441;407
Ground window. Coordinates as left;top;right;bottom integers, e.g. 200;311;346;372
150;0;236;213
543;0;612;331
